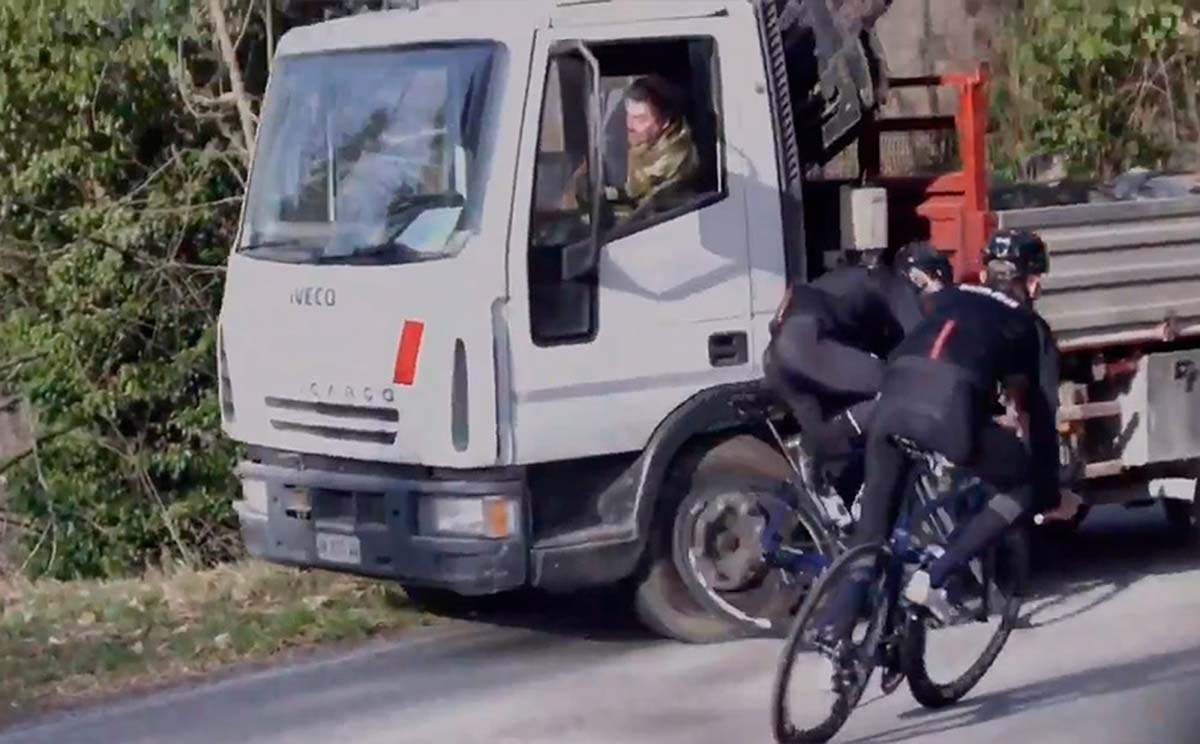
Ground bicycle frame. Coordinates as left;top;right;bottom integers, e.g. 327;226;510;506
886;445;996;625
763;416;863;533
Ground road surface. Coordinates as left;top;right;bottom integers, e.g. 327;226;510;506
5;505;1200;744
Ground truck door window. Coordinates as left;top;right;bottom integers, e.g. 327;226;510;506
594;37;724;238
527;37;724;345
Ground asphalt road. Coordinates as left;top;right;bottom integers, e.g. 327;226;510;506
5;505;1200;744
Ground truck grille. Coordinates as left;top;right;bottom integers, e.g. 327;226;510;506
265;397;398;445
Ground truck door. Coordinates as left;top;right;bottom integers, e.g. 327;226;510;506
504;16;764;464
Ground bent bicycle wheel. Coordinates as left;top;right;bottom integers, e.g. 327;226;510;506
673;477;836;637
902;525;1030;709
771;543;890;744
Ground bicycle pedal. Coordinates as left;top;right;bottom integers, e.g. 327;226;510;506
879;668;905;696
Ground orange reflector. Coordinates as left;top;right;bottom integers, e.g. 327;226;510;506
393;320;425;386
484;497;511;539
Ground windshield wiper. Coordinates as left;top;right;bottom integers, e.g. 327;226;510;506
317;240;435;266
239;239;324;260
385;191;466;217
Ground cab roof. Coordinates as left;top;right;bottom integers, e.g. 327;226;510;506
278;0;747;57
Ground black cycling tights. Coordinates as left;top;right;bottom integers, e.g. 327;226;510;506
855;419;1032;588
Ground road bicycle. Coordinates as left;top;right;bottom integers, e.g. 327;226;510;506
770;434;1029;743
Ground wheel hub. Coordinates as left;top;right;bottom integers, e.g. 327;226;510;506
691;491;769;591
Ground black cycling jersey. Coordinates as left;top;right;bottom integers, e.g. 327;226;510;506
765;264;928;473
775;265;925;359
886;283;1060;508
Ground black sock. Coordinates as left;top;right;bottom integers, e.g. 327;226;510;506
927;508;1009;588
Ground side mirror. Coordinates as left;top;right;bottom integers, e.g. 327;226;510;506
557;41;609;281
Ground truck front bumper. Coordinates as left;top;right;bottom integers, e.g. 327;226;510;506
233;458;527;596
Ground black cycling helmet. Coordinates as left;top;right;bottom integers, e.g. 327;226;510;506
984;229;1050;276
895;241;953;286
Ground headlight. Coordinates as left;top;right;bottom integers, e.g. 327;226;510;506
417;495;517;539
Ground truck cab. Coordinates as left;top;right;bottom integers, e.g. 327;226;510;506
219;0;1057;641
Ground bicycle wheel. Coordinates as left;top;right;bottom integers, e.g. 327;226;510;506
902;524;1030;709
673;477;836;637
772;543;891;744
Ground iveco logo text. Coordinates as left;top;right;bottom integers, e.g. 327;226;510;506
308;383;395;404
291;287;336;307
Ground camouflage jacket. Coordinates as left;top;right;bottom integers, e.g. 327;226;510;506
622;120;701;216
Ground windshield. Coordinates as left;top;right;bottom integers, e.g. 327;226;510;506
240;42;498;265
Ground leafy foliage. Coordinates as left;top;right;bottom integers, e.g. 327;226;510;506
992;0;1200;179
0;0;267;579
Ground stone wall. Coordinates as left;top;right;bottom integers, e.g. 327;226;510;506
875;0;1016;119
877;0;1016;79
825;0;1018;177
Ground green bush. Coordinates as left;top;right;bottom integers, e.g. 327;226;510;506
992;0;1200;179
0;0;253;579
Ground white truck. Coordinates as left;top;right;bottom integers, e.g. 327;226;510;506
219;0;1200;642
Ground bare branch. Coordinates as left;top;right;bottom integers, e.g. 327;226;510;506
135;196;243;214
175;36;208;122
265;0;275;73
0;354;45;377
234;1;256;51
213;117;251;164
208;0;257;168
0;512;32;531
119;150;183;205
17;409;60;577
102;421;197;569
189;91;243;108
217;149;248;190
89;58;112;131
17;521;51;575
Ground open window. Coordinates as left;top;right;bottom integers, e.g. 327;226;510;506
528;36;725;346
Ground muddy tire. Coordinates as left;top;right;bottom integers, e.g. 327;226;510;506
634;435;796;643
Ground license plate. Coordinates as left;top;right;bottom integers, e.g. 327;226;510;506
316;533;361;565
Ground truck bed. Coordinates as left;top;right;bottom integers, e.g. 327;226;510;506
996;196;1200;351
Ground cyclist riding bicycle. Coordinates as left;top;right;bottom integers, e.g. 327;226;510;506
815;229;1083;655
763;241;953;489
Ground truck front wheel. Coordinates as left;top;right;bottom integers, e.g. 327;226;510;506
634;435;811;643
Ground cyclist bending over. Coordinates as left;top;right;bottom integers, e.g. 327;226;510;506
763;242;952;480
817;229;1082;645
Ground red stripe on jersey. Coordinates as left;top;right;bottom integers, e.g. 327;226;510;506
930;319;957;360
